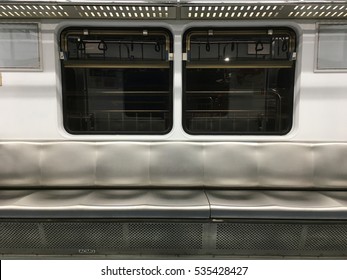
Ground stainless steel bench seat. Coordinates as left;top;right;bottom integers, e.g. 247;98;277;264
1;141;347;256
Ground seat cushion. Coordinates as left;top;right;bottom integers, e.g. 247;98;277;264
0;189;210;218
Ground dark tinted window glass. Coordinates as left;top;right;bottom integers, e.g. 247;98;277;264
183;28;296;135
61;28;172;134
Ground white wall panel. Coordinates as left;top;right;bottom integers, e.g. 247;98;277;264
0;21;346;141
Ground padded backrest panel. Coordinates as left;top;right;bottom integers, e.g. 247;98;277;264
0;142;346;189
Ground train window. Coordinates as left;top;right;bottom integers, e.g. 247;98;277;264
183;28;296;135
317;24;347;70
60;28;173;134
0;23;40;70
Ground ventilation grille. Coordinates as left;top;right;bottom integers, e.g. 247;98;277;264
0;4;71;18
181;4;347;19
216;222;347;256
305;224;347;251
43;223;125;249
2;220;347;256
0;4;176;19
0;221;203;255
128;223;203;250
287;4;347;18
216;223;303;251
183;5;284;19
0;2;346;19
76;5;171;19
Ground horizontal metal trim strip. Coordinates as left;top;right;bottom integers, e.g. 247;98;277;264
63;61;170;69
185;61;293;69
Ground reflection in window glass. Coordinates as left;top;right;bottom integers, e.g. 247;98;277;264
183;28;296;135
0;23;40;69
317;25;347;70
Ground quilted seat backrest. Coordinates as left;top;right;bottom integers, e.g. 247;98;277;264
0;142;346;189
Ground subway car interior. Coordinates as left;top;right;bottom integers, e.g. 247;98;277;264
1;0;347;258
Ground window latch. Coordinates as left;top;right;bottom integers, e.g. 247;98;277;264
290;52;297;61
182;53;188;61
59;52;66;60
